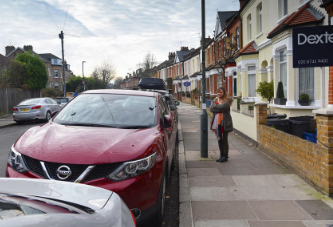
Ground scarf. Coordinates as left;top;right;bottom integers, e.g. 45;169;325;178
217;98;223;125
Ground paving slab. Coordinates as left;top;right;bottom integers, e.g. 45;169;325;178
180;187;190;203
296;200;333;220
230;185;281;200
192;201;257;220
217;166;257;176
187;168;221;177
248;200;313;220
186;161;225;168
268;174;309;186
190;187;235;201
272;185;324;200
195;220;249;227
179;202;193;227
180;174;189;188
189;176;236;187
248;221;307;227
232;175;278;187
302;220;333;227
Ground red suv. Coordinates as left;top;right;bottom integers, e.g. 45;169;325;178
6;90;178;226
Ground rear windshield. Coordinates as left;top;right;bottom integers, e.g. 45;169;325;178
18;99;41;106
55;98;69;103
54;94;157;128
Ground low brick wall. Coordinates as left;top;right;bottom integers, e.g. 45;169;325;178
255;103;333;196
258;124;328;192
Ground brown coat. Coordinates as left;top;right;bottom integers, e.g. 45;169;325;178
210;97;233;132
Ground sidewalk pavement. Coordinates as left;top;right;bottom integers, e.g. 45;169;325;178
0;115;16;128
178;102;333;227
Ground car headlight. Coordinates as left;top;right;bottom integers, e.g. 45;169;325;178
8;146;28;173
107;152;157;181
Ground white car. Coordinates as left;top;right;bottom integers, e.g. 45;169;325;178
0;178;136;227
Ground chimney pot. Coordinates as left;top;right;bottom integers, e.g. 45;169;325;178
5;46;15;56
23;45;33;53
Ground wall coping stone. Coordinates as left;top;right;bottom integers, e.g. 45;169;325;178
253;101;269;106
313;108;333;115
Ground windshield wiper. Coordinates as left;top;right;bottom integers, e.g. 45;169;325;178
61;122;118;128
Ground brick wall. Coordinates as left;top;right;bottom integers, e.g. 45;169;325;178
255;103;333;196
329;67;333;105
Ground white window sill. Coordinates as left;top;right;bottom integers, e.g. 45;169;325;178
54;77;59;78
255;32;263;39
269;104;321;110
277;14;289;24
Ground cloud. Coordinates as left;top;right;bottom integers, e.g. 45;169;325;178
0;0;239;79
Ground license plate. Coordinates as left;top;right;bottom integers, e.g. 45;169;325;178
20;108;30;112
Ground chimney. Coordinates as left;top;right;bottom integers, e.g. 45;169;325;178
239;0;246;8
23;45;33;53
168;52;175;60
5;46;15;56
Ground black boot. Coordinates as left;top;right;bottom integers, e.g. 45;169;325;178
220;155;228;162
216;151;223;162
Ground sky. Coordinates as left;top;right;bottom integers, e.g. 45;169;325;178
0;0;240;80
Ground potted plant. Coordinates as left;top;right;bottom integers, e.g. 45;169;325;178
298;93;310;106
274;81;287;105
256;80;274;114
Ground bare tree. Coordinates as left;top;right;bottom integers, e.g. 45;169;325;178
138;52;157;78
113;76;123;89
214;35;237;88
93;60;116;88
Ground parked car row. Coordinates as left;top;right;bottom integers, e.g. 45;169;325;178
6;78;179;226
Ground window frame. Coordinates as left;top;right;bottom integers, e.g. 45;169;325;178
258;3;263;34
279;49;287;99
54;70;59;78
248;15;252;41
247;65;256;98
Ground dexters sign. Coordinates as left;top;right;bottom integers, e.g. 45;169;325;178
293;26;333;68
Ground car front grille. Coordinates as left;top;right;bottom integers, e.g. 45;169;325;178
22;155;121;183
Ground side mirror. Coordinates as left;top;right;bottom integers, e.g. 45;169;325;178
163;115;172;128
174;101;180;106
51;111;59;118
57;102;61;104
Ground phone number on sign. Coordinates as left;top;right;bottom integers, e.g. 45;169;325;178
298;59;328;64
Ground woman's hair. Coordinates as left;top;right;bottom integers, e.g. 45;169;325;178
217;86;233;104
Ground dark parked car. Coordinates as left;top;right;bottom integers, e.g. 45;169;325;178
0;178;136;227
54;97;73;108
6;89;177;226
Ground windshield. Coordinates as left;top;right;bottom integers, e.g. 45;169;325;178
55;98;69;103
18;98;41;106
54;94;157;128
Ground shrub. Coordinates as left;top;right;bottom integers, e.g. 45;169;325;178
256;80;274;103
299;93;309;101
276;81;285;99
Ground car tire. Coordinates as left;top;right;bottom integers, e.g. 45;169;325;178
152;169;167;227
45;111;51;122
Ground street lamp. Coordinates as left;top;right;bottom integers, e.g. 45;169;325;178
82;61;86;90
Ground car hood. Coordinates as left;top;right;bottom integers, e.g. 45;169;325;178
0;178;112;210
14;122;161;164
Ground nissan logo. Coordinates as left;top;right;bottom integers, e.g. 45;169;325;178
56;165;72;180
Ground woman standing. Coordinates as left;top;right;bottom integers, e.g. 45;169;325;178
210;87;233;162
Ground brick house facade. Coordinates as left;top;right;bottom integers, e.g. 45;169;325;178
4;45;74;91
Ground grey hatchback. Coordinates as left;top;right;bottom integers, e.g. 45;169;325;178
13;98;62;124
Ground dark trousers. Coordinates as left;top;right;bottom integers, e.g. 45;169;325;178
218;131;229;156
